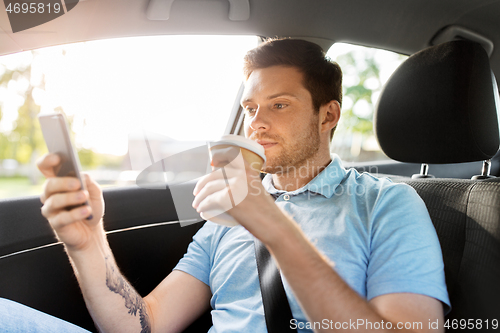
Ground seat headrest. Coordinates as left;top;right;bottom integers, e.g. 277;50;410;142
374;40;500;164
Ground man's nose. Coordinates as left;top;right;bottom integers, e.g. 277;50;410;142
249;108;269;131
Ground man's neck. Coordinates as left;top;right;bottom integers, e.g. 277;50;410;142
271;153;332;192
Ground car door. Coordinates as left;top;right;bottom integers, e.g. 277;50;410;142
0;35;257;332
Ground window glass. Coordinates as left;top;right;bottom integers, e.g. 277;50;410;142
0;35;258;199
327;43;407;162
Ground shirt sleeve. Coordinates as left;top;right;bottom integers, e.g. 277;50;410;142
366;182;451;314
173;221;223;286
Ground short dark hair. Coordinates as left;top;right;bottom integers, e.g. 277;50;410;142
243;38;342;140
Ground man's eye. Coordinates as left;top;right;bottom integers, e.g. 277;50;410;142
274;103;287;109
244;107;256;114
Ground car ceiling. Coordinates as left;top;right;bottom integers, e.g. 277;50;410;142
0;0;500;77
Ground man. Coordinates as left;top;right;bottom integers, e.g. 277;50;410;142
25;38;448;332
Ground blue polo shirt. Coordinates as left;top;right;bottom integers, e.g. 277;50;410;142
173;154;450;332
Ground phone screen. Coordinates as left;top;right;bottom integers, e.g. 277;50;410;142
39;113;86;193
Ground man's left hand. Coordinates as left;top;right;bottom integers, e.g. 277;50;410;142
192;148;288;243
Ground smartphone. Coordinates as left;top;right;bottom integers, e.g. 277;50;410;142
38;113;91;216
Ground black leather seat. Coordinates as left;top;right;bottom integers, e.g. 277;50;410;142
374;40;500;328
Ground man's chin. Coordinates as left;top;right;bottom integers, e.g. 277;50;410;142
262;163;290;175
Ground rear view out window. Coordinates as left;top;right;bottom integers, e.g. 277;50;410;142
327;43;407;163
0;35;258;199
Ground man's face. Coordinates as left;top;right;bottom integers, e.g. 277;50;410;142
242;66;321;174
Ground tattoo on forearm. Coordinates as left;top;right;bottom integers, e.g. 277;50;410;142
105;257;151;333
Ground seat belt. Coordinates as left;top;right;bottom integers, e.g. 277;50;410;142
254;236;296;332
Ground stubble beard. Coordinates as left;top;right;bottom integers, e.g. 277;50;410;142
262;114;321;175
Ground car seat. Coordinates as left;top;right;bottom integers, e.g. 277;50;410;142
374;40;500;328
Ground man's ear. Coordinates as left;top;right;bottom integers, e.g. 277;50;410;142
319;100;341;134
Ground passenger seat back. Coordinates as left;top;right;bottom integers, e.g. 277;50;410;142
397;177;500;320
374;40;500;326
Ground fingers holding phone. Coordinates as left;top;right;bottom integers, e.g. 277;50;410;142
80;173;105;225
40;178;90;227
38;165;95;220
36;153;61;178
37;155;105;250
37;114;105;250
38;154;80;202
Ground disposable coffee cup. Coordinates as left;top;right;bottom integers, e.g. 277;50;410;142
200;135;266;227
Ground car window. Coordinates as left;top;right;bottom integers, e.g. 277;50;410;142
0;35;258;199
327;43;407;163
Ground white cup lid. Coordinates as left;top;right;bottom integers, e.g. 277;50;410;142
209;135;266;164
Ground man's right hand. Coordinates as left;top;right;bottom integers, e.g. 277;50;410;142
37;153;212;333
37;153;105;251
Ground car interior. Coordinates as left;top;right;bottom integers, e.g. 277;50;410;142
0;0;499;332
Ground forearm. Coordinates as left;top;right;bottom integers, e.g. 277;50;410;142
266;216;393;333
65;225;152;333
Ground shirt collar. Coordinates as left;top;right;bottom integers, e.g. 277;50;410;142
262;154;346;199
